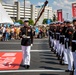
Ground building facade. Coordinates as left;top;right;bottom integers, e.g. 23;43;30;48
2;1;53;24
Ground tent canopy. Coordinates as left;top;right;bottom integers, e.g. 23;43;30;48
0;3;14;24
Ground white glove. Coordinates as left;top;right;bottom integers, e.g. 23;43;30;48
31;44;33;47
22;35;26;38
69;46;72;50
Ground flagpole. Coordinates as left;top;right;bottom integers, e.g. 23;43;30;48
24;0;25;19
66;13;69;19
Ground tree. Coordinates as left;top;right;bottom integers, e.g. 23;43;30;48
29;19;34;25
43;19;47;24
53;14;57;22
50;19;53;22
43;19;53;24
16;20;23;24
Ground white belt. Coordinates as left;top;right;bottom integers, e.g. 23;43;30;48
65;38;66;40
60;35;65;37
72;40;76;42
56;33;60;34
52;33;54;34
27;36;30;38
49;31;52;33
66;38;69;41
22;35;30;38
65;38;69;41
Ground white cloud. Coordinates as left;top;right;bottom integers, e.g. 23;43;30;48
53;1;57;5
20;0;31;7
37;2;44;6
2;0;31;7
2;0;18;4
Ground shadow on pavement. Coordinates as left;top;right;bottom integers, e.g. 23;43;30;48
40;57;57;60
40;74;58;75
39;52;56;57
40;66;63;70
40;61;59;65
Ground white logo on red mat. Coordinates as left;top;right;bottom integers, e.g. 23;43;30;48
0;53;16;68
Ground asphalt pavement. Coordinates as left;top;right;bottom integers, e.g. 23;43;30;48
0;38;70;75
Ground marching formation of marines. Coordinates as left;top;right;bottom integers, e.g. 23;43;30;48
49;19;76;75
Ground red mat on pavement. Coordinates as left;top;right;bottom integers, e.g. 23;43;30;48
0;52;22;70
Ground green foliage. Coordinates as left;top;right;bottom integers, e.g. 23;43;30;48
16;19;34;25
16;20;23;24
29;19;34;25
43;19;47;24
43;19;53;24
50;19;53;22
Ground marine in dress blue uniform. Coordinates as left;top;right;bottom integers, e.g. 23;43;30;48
65;21;74;71
19;19;33;69
72;18;76;75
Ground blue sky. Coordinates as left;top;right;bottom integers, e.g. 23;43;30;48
2;0;76;21
29;0;53;5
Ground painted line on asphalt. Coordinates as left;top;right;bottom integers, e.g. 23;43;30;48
0;43;48;44
0;69;66;73
0;50;51;52
34;39;48;41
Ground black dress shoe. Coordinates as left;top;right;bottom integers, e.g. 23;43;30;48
62;63;68;65
56;53;58;57
22;65;27;69
26;65;30;69
58;56;60;60
23;65;30;69
60;60;63;65
21;65;26;67
54;51;56;54
66;70;73;72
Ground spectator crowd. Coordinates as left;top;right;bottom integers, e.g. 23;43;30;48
0;25;49;41
0;25;20;41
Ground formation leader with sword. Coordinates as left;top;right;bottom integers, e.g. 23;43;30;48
19;18;33;69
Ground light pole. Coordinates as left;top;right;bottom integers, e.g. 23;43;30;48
0;12;3;24
24;0;25;19
13;6;14;21
48;10;49;19
66;13;69;19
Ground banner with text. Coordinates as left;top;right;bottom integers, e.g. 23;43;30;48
57;9;63;22
72;3;76;18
